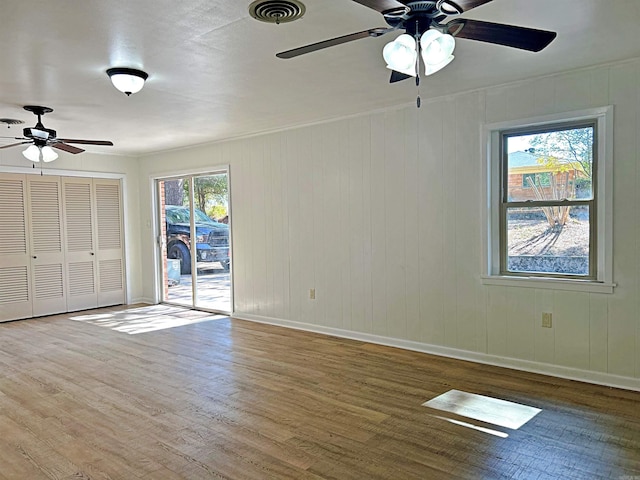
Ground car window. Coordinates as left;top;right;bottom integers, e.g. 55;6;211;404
194;208;216;224
166;206;216;225
166;207;189;224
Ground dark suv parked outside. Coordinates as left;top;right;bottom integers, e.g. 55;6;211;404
165;205;230;274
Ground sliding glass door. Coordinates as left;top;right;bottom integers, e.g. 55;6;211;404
157;170;231;313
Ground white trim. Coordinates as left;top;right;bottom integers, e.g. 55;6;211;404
0;165;126;179
481;275;615;293
119;175;131;305
150;176;162;305
129;297;154;305
226;165;235;316
481;106;615;292
147;164;232;180
233;312;640;392
0;165;127;180
599;106;614;286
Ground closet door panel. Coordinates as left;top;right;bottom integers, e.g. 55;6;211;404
27;176;67;317
63;177;98;311
94;179;125;307
0;174;32;321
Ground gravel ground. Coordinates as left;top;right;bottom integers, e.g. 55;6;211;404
508;216;590;256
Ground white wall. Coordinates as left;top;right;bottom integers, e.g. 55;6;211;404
0;150;144;303
138;58;640;390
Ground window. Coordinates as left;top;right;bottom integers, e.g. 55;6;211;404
522;172;550;188
483;107;614;293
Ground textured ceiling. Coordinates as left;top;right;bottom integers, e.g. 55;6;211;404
0;0;639;156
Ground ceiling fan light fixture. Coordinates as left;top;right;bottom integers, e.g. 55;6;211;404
22;144;41;162
423;54;454;76
106;67;148;96
383;34;417;77
22;144;58;163
420;30;455;65
41;146;58;162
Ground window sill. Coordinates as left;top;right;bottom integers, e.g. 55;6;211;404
481;275;616;294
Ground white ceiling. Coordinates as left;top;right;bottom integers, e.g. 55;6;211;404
1;0;639;156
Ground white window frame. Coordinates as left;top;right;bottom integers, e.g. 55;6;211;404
481;106;615;294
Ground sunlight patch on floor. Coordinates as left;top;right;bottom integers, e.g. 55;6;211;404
69;305;225;334
431;415;510;438
423;389;541;435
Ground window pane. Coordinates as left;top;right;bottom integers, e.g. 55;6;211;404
505;127;593;202
505;206;590;276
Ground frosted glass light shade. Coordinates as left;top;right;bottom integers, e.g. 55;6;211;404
420;30;455;65
22;144;58;163
383;34;417;77
41;146;58;162
106;67;148;96
423;54;454;75
22;144;41;162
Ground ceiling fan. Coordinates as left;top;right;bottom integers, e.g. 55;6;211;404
0;105;113;162
276;0;557;82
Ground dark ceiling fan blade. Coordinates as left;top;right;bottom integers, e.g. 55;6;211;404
51;142;85;154
350;0;408;13
446;19;556;52
55;138;114;146
277;28;395;59
0;141;31;149
390;70;413;83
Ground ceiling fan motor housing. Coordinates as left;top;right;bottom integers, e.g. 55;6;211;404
384;1;450;34
24;126;56;140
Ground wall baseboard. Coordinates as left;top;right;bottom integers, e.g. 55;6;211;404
129;297;154;305
232;311;640;392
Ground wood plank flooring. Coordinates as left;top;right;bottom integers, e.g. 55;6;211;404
0;304;639;479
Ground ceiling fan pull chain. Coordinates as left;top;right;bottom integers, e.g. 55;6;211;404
415;22;421;108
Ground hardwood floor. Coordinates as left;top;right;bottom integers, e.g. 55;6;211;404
0;304;639;479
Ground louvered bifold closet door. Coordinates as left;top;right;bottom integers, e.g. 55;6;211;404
63;177;98;311
94;179;125;307
26;176;67;317
0;174;32;322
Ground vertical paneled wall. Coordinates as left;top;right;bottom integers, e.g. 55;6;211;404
225;94;492;353
140;58;640;384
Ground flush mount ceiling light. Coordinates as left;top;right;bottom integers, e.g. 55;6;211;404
106;67;148;96
22;144;58;163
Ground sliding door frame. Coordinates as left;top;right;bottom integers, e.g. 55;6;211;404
152;165;233;315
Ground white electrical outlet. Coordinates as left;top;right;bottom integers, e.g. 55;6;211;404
542;312;552;328
309;288;316;300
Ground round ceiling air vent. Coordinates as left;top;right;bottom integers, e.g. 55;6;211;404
0;118;25;126
249;0;305;24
